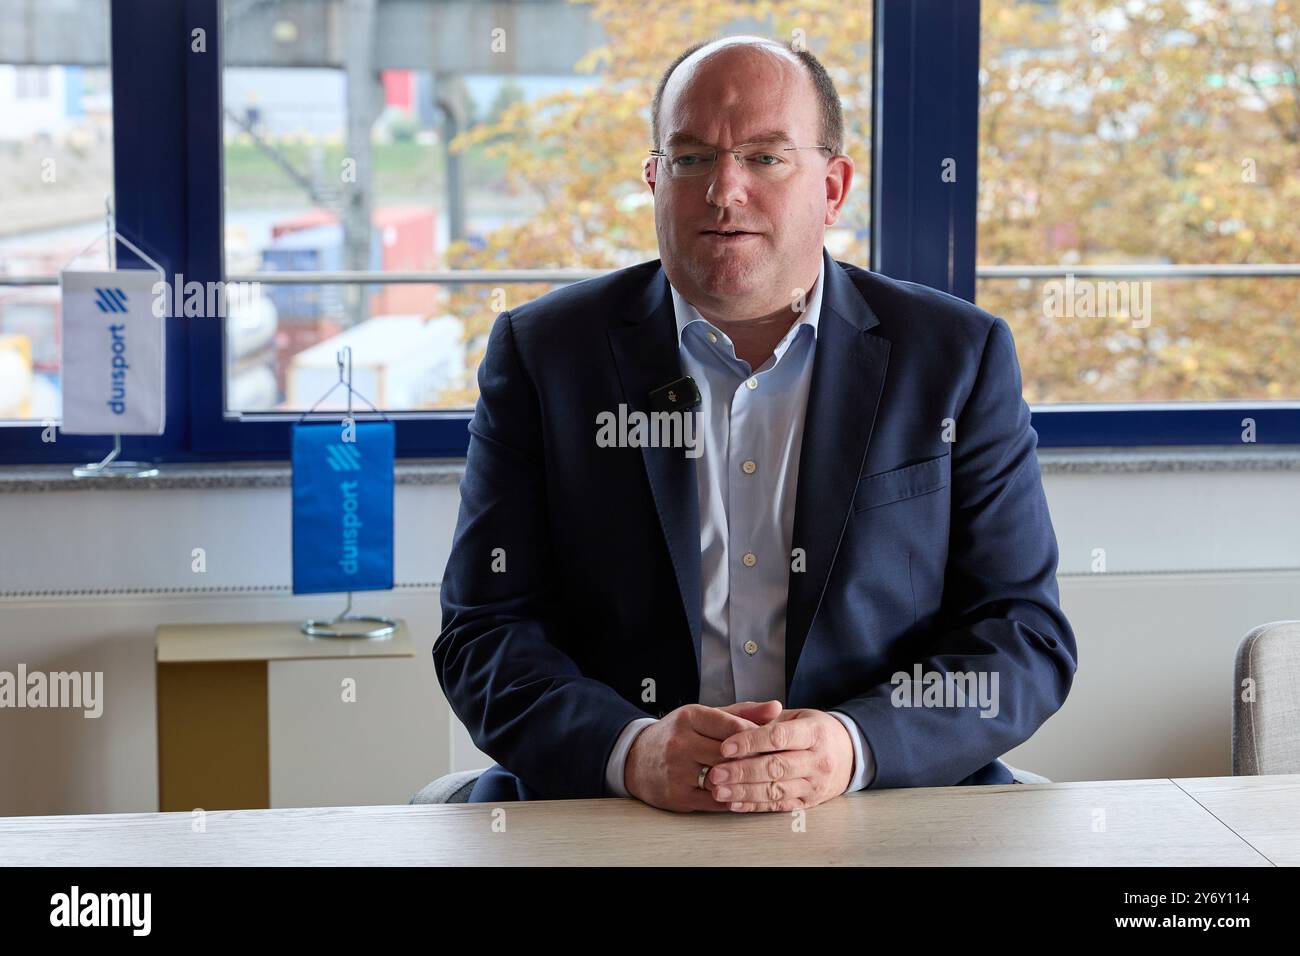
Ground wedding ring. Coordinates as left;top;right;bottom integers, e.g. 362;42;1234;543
697;766;709;789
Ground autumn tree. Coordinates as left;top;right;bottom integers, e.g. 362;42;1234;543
980;0;1298;403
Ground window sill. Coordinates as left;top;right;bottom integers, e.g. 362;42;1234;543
1;446;1298;493
0;459;467;493
1034;446;1300;475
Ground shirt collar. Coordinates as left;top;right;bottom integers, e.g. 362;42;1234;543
668;251;826;346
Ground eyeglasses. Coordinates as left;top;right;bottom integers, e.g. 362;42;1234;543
648;142;832;181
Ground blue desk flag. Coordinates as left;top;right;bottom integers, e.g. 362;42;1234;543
291;421;395;594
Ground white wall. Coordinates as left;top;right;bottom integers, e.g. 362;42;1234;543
1;457;1297;815
0;480;490;816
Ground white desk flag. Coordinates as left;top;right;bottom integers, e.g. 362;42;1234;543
59;269;166;435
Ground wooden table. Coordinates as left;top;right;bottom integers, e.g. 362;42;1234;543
1174;775;1300;866
2;775;1294;866
155;621;415;813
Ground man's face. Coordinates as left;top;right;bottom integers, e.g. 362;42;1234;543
644;42;853;320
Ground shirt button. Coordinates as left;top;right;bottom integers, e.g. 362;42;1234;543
743;640;759;656
746;378;758;390
741;459;757;475
742;552;757;568
707;331;718;343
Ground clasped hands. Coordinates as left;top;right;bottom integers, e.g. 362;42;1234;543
624;700;854;813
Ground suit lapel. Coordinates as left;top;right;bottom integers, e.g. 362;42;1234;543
607;266;704;678
785;252;890;697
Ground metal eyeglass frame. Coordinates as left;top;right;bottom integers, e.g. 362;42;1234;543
648;143;833;177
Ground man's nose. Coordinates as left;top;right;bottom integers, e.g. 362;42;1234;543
705;153;749;207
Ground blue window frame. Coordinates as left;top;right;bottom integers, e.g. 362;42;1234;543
2;0;1296;464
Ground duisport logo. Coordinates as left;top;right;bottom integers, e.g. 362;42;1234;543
93;287;129;313
325;442;362;472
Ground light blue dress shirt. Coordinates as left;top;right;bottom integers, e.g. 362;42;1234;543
605;252;876;798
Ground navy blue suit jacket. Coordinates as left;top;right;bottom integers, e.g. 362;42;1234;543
434;249;1077;800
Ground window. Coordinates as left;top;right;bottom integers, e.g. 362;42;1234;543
978;0;1300;408
218;0;871;419
2;0;875;460
8;0;1287;462
0;2;114;426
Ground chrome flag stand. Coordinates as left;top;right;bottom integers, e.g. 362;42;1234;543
297;346;396;640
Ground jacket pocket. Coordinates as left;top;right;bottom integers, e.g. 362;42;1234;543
852;453;951;513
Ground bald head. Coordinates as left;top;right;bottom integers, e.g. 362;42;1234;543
650;36;843;155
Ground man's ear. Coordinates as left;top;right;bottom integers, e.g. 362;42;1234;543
643;156;657;194
823;154;854;226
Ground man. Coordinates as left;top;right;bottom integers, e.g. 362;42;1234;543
434;35;1076;813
